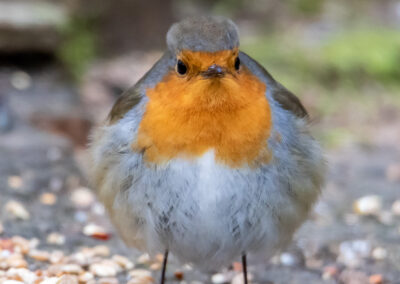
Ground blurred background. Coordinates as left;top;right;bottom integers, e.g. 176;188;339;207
0;0;400;283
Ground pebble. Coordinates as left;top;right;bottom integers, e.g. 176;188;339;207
56;275;79;283
6;268;37;283
5;200;30;220
174;270;184;280
391;200;400;216
83;223;110;240
49;250;65;264
70;187;95;208
338;239;371;268
98;277;119;284
372;247;387;260
112;254;134;270
90;262;118;277
7;176;23;189
353;195;382;216
369;274;384;284
11;236;30;254
78;272;94;282
137;253;151;264
2;280;24;284
279;252;302;267
322;265;339;280
128;269;152;279
149;262;161;270
211;273;227;284
40;193;57;205
231;273;244;284
10;71;32;90
47;233;66;245
48;264;83;275
28;249;50;261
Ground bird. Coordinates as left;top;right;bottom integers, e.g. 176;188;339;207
89;16;325;284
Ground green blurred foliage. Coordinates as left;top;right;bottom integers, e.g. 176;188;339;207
57;17;97;81
242;29;400;91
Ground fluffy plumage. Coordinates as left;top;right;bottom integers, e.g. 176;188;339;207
90;16;324;272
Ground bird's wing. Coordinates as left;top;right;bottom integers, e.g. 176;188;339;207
108;52;173;124
239;51;308;118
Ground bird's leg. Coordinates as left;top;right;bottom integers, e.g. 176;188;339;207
242;254;248;284
160;250;169;284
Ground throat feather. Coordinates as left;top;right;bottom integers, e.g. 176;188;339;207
133;66;272;168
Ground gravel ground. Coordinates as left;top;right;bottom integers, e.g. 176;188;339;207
1;62;400;284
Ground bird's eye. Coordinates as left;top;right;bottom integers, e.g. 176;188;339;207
234;57;240;70
176;60;187;75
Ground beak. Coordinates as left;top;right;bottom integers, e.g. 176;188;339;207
201;64;225;78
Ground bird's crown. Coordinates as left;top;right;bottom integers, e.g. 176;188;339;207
166;16;239;53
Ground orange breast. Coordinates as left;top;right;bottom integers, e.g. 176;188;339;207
133;51;272;168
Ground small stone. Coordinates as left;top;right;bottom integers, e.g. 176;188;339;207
28;249;50;261
372;247;387;260
231;273;244;284
70;187;95;208
92;245;110;257
40;277;60;284
391;200;400;216
211;273;226;284
128;269;152;280
174;270;184;280
90;263;118;277
83;223;110;240
5;200;30;220
78;272;94;282
48;264;83;276
6;268;37;283
40;192;57;205
56;275;79;284
137;254;151;264
338;240;372;268
49;250;64;264
98;278;119;284
47;232;66;245
322;265;339;280
10;71;31;90
11;236;30;254
369;274;384;284
353;195;382;216
6;257;28;269
112;255;134;270
8;176;23;189
149;262;161;270
279;252;301;267
2;280;24;284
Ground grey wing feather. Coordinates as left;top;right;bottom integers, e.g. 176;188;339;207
239;51;308;118
108;52;173;124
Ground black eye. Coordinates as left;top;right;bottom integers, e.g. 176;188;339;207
234;57;240;70
176;60;187;75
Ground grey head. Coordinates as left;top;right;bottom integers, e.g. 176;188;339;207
166;16;239;54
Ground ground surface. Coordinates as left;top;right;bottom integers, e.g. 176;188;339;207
1;60;400;284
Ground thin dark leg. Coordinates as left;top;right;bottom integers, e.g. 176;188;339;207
242;254;248;284
160;250;169;284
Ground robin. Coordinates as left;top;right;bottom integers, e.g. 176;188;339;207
90;16;324;284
